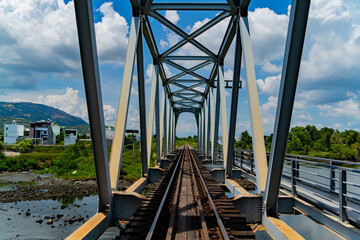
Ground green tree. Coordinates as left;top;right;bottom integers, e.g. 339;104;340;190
264;134;273;151
319;127;334;151
305;125;320;141
237;131;253;150
14;139;34;153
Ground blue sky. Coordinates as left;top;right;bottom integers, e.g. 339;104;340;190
0;0;359;137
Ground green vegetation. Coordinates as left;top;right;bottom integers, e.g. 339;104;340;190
176;135;197;148
0;137;148;182
235;125;360;161
13;139;34;153
0;125;358;182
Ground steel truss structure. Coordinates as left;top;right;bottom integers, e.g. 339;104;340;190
67;0;314;239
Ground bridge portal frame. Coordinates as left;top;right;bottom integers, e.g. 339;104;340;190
67;0;316;239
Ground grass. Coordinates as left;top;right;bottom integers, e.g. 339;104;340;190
0;137;198;182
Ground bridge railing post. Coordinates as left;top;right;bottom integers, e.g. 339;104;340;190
339;169;347;222
330;161;335;192
250;151;254;175
240;150;243;169
291;160;297;196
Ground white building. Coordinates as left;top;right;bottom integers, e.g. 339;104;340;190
4;121;25;144
64;129;78;146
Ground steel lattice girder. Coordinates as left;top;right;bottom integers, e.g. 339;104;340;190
136;0;244;115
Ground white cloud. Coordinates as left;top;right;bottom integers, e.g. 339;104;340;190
0;0;129;89
261;61;282;73
34;87;116;125
249;8;289;65
95;2;129;64
37;87;88;120
126;105;140;129
145;64;153;84
319;94;360;120
257;74;281;96
165;10;180;25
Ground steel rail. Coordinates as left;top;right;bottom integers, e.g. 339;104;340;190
165;147;185;240
188;146;210;240
145;149;184;240
188;149;230;240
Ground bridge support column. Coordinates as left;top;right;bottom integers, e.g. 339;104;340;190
146;63;159;168
206;95;211;159
239;15;267;193
74;0;111;210
218;65;229;175
199;106;203;153
108;16;140;191
213;79;220;162
136;21;149;176
204;97;210;158
209;87;215;161
159;87;165;159
264;0;310;215
226;18;242;179
164;97;169;157
155;69;161;165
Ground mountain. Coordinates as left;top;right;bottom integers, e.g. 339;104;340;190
0;102;88;127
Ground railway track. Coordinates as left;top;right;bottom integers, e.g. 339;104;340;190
119;144;255;240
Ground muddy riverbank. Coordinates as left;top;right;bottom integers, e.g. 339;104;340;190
0;172;132;203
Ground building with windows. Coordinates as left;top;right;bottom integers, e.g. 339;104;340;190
28;120;55;145
4;120;25;144
64;129;78;146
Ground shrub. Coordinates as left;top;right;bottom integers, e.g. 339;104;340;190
14;139;34;153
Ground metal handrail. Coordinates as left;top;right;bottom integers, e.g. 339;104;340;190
212;147;360;224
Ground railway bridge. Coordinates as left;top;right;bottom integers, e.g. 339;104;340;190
67;0;360;239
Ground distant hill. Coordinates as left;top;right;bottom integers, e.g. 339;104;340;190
0;102;88;128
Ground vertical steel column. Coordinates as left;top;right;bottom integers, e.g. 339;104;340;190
168;104;173;153
204;98;209;157
163;92;168;157
198;107;203;152
264;0;310;215
218;65;229;172
136;20;148;176
209;87;215;160
159;87;165;158
173;110;176;149
239;16;267;192
146;64;158;167
226;19;242;178
155;69;161;164
206;96;211;158
74;0;111;210
202;105;206;154
213;79;221;160
109;16;140;191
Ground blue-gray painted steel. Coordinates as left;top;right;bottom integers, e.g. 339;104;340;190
264;0;311;215
136;20;149;175
226;19;242;177
73;0;111;211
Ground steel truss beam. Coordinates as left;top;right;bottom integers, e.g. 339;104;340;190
73;0;111;210
109;16;140;191
264;0;311;215
137;20;149;176
239;15;267;193
226;18;242;178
